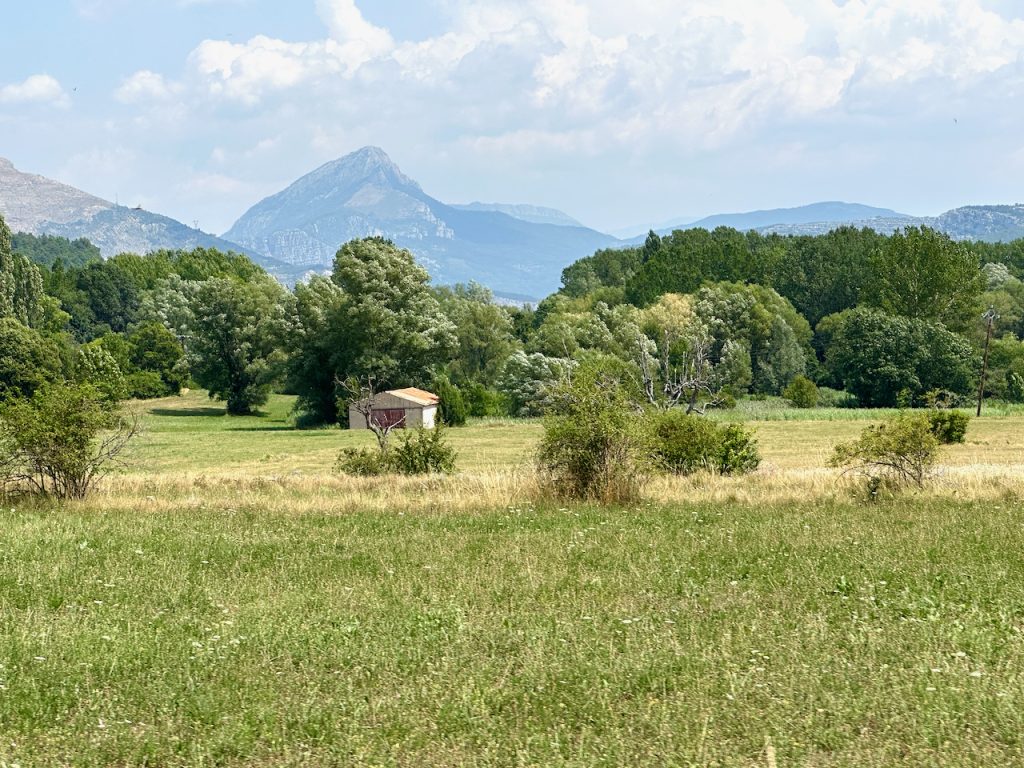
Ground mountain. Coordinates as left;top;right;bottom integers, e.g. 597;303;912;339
665;201;911;236
623;200;1024;244
448;202;583;228
0;157;261;260
224;147;619;297
933;204;1024;242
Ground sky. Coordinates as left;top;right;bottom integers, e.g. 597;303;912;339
1;0;1023;237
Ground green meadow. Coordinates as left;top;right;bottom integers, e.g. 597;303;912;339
2;393;1024;766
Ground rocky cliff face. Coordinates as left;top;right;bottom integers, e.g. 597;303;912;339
0;157;111;231
0;157;257;260
224;147;618;296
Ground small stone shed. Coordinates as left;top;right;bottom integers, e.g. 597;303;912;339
348;388;440;431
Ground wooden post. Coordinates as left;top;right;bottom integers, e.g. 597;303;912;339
977;309;997;417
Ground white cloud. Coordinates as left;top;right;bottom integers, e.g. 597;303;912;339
148;0;1024;145
0;75;69;107
76;0;1024;231
116;70;182;103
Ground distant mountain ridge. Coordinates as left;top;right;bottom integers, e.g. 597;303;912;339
224;147;618;296
619;200;1024;245
449;202;583;228
0;156;259;260
3;151;1024;300
684;201;912;232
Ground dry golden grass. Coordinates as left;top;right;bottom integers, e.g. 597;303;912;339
78;392;1024;516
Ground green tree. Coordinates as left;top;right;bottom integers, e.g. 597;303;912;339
0;318;63;399
821;307;976;407
129;322;187;394
434;283;516;386
497;350;570;417
865;226;984;329
189;277;290;415
0;214;63;330
288;238;456;424
75;342;128;403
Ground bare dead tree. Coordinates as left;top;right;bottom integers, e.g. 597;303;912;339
638;330;724;415
340;375;405;452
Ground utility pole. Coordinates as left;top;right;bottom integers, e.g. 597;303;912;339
977;307;998;417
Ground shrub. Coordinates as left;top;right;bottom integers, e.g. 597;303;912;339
0;383;139;499
464;383;511;417
651;410;723;474
336;424;457;476
830;412;939;494
718;423;761;475
389;423;458;475
927;410;970;444
335;447;390;477
816;387;858;409
783;375;818;408
536;363;651;503
433;377;467;427
126;370;171;400
651;410;759;476
1008;371;1024;403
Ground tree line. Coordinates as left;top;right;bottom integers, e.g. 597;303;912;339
2;213;1024;425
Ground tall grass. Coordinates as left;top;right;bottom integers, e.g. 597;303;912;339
4;497;1024;765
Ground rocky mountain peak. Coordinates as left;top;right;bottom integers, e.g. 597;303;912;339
304;146;422;196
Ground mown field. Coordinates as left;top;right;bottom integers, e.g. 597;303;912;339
2;393;1024;766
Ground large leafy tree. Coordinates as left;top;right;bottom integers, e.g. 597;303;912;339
821;307;976;406
434;283;517;386
0;318;63;399
188;277;291;415
288;238;456;424
693;283;811;394
771;226;885;326
864;226;984;329
129;322;188;394
0;214;58;330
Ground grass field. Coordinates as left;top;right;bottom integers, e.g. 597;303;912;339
3;392;1024;766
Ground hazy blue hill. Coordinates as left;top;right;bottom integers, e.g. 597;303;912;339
225;146;620;296
449;202;583;228
629;202;911;240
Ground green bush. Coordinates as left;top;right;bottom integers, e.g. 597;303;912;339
336;424;457;476
830;412;939;494
651;410;760;476
1008;371;1024;403
389;423;458;475
0;383;139;499
433;377;467;427
335;447;390;477
718;424;761;475
927;410;970;444
651;410;723;474
126;371;171;400
536;363;651;503
783;375;818;408
816;387;858;409
464;383;511;417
